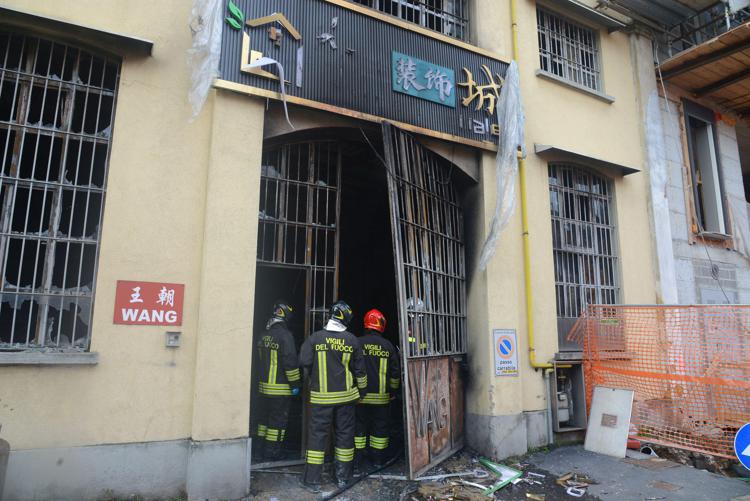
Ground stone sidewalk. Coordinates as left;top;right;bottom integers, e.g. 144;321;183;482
527;446;750;501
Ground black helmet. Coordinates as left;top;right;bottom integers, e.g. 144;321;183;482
271;300;294;322
329;300;353;327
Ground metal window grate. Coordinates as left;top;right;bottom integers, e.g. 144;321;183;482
537;7;601;91
257;141;341;333
549;164;618;337
350;0;469;41
383;123;467;358
0;31;119;351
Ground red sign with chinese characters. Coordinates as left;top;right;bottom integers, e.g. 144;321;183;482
113;280;185;326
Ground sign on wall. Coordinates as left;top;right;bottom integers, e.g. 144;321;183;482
493;329;518;377
216;0;508;147
392;52;455;107
114;280;185;326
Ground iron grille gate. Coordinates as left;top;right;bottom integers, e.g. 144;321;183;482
382;123;467;478
256;140;341;462
257;140;341;335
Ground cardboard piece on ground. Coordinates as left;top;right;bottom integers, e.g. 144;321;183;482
584;386;634;458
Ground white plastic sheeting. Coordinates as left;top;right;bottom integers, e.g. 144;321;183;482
478;60;525;272
187;0;294;127
646;91;679;304
188;0;223;119
242;56;294;129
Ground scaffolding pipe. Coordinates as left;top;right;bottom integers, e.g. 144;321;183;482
510;0;553;370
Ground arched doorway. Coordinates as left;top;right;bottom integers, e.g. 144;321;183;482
250;124;469;477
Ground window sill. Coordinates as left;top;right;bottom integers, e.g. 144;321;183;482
695;231;732;243
535;69;615;104
0;351;99;366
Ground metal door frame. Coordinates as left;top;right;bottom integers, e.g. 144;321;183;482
381;122;467;478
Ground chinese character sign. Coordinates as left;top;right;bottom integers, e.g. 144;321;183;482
114;280;185;326
392;52;456;108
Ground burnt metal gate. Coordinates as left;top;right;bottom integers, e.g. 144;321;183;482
382;123;467;478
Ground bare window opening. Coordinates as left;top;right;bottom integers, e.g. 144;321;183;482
685;102;726;235
537;7;601;92
0;31;119;351
549;164;619;350
349;0;468;41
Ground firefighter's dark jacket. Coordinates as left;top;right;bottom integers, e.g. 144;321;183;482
299;327;367;405
256;322;301;396
358;332;401;404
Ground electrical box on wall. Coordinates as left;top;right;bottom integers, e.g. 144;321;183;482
549;360;588;433
165;331;181;348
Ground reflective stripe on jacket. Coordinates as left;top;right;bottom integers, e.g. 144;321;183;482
358;332;400;405
299;327;367;405
257;323;300;396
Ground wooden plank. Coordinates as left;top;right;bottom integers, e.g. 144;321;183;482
213;80;499;152
659;23;750;79
427;358;451;460
695;68;750;97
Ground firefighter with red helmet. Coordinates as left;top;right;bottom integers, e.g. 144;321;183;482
354;309;401;468
299;300;367;492
254;300;301;461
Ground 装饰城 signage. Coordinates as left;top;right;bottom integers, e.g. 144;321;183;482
114;280;185;326
215;0;508;149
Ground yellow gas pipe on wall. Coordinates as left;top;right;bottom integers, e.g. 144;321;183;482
510;0;553;371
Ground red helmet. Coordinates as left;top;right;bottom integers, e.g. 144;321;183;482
363;309;386;333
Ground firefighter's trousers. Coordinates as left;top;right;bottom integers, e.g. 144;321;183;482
303;402;355;485
256;395;291;460
355;403;391;464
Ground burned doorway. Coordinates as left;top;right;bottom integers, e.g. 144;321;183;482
250;126;468;477
251;138;341;463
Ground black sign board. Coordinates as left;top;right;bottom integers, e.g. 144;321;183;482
217;0;508;148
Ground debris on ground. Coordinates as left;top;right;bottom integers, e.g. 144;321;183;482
648;444;743;477
411;481;492;500
250;448;602;500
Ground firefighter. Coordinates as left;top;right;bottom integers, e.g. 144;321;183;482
299;300;367;492
355;309;400;469
254;300;301;461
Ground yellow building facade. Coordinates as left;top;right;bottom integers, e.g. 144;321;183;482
0;1;658;499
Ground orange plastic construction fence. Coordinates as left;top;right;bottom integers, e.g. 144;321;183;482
568;305;750;459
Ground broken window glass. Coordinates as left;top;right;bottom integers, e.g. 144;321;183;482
0;31;119;350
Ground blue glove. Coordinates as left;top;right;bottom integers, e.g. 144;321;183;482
291;387;300;396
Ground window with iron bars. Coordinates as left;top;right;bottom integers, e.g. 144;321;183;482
0;31;119;351
548;164;619;338
350;0;468;41
537;7;601;92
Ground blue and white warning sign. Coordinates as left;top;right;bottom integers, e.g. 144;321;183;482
493;329;518;377
735;422;750;470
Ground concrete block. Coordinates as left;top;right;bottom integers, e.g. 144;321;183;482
186;437;250;501
3;439;188;501
466;412;528;460
524;410;549;450
674;258;694;284
667;186;686;214
665;137;683;164
670;210;689;238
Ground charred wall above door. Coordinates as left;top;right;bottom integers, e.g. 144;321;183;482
217;0;508;149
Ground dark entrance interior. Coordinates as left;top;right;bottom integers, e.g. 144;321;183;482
250;129;404;463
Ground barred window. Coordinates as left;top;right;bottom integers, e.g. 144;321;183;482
537;7;601;91
549;164;618;337
0;32;119;351
350;0;468;41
